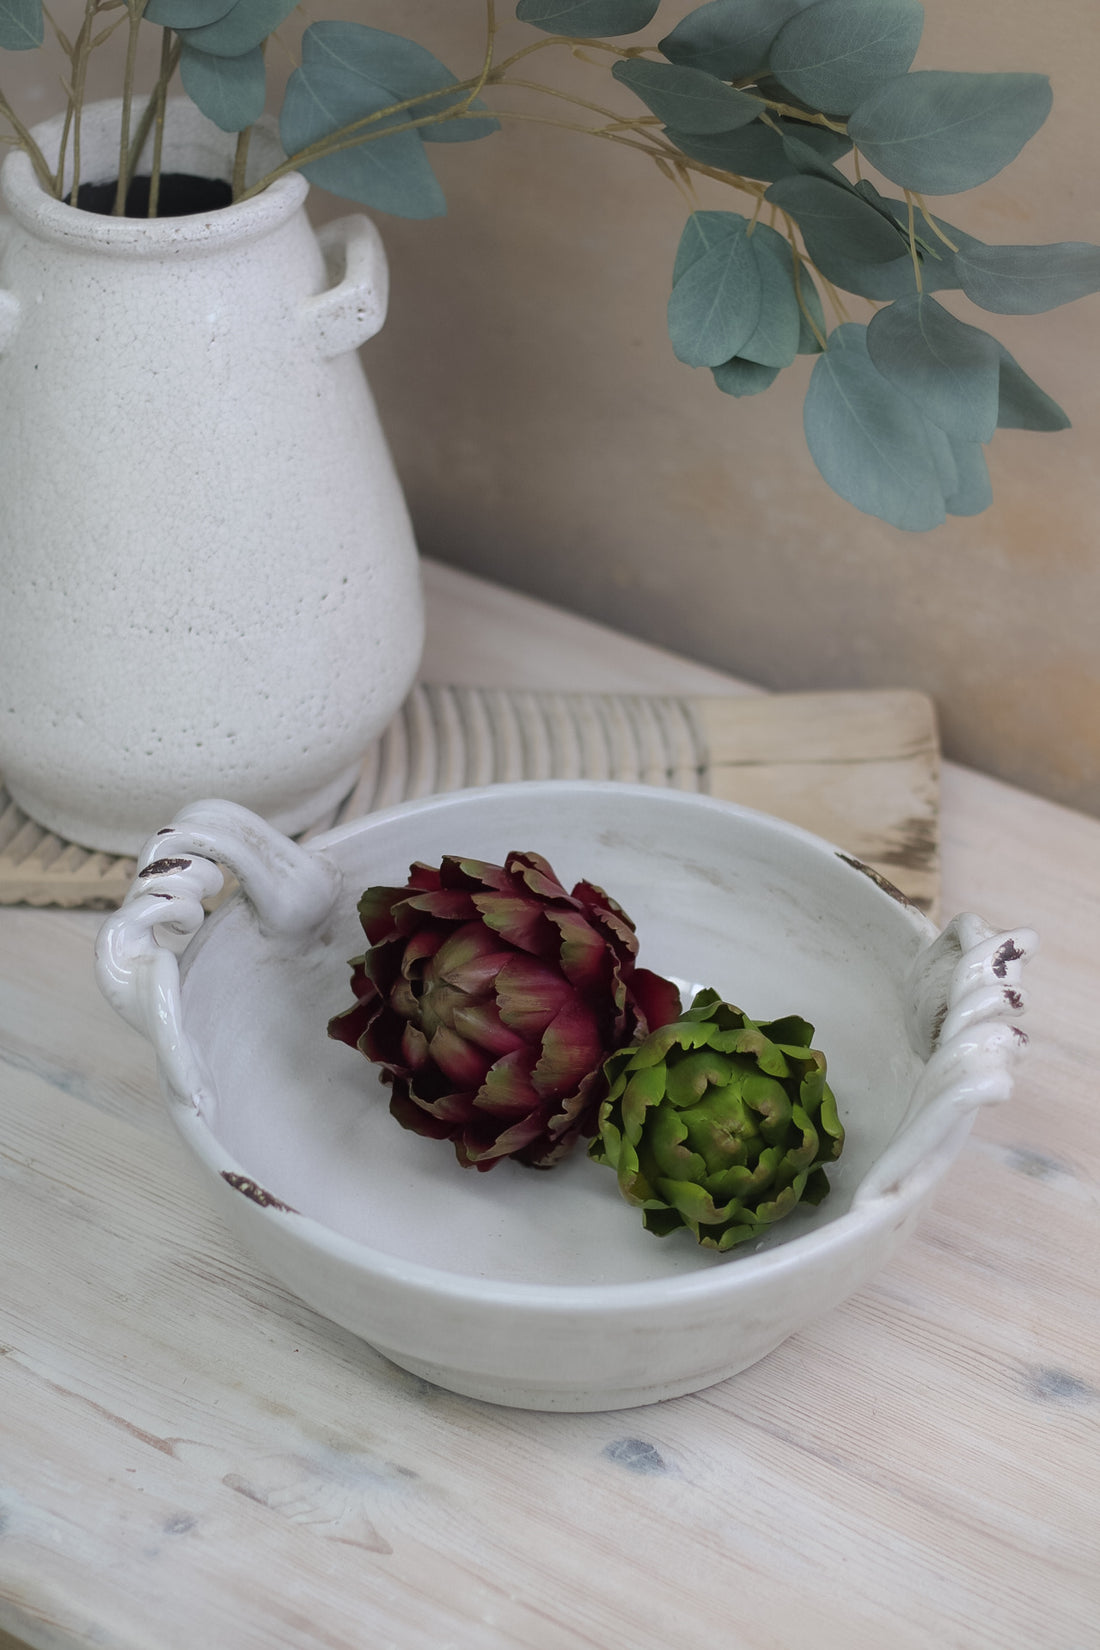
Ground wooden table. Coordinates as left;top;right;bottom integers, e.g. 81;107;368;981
1;560;1097;1650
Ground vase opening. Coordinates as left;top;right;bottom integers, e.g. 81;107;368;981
66;173;234;218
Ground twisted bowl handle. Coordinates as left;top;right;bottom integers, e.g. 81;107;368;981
95;800;342;1108
854;913;1038;1207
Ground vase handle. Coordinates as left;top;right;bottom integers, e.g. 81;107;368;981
303;213;389;358
95;799;342;1109
0;215;20;353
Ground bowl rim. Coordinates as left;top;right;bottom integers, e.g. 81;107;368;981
174;779;954;1313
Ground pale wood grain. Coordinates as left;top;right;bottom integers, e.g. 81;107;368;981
0;676;939;916
0;564;1096;1650
693;690;939;915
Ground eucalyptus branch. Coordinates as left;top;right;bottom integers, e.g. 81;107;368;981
914;194;959;254
762;98;847;134
493;32;642;76
42;4;74;56
53;0;98;197
231;117;254;201
146;26;173;217
482;105;766;198
500;74;662;128
0;90;55;192
127;32;181;180
239;68;511;200
776;205;850;325
476;0;497;98
64;0;102;203
656;153;698;211
112;0;144;214
91;12;130;48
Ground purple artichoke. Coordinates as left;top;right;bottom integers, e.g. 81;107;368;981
328;850;682;1170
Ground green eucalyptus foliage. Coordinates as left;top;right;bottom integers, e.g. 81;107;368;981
768;0;925;117
995;345;1071;432
179;43;265;132
847;71;1053;195
144;0;238;28
516;0;660;36
2;0;1095;528
611;58;761;133
865;294;1001;443
804;322;950;530
668;212;762;366
279;23;497;217
659;0;812;81
663;119;851;183
176;0;300;60
643;0;1095;527
954;242;1100;316
0;0;42;51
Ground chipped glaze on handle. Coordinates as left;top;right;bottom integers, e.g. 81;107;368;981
94;800;341;1108
303;214;388;358
854;914;1039;1207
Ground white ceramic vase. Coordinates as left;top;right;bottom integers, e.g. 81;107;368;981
0;99;424;855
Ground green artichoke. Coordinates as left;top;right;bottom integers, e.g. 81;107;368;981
590;988;844;1250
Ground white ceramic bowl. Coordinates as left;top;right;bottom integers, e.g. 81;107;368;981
96;784;1035;1411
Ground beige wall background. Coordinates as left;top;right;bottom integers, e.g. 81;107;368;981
14;0;1100;812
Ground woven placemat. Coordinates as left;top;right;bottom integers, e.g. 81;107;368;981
0;683;939;915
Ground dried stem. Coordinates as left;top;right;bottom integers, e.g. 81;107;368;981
112;1;143;214
0;90;54;192
146;26;173;217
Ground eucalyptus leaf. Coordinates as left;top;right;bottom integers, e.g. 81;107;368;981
672;208;728;283
838;195;991;296
0;0;42;50
659;0;812;80
766;174;908;269
848;70;1053;194
664;118;850;183
147;0;238;29
179;43;265;132
741;221;802;368
178;0;299;56
668;212;762;368
612;59;762;134
798;246;914;300
955;240;1100;315
996;344;1071;431
144;0;237;26
769;0;924;116
516;0;659;37
922;418;958;499
803;323;946;530
865;293;1000;443
943;441;992;516
281;47;446;217
712;357;781;396
295;23;498;144
778;131;856;184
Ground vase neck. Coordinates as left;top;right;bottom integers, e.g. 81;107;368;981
0;98;307;256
